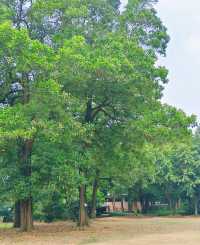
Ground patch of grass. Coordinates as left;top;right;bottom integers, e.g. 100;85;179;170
0;223;12;229
147;208;187;217
109;211;139;217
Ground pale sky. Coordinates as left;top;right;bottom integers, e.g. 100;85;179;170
156;0;200;120
122;0;200;119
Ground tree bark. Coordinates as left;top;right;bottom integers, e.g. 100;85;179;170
15;78;34;231
171;199;177;215
144;197;150;214
112;196;116;212
177;198;181;209
194;196;198;216
128;188;133;212
18;139;34;231
90;175;99;219
14;201;21;228
167;195;173;211
79;185;89;228
20;198;33;232
140;196;145;214
78;99;94;226
121;198;125;212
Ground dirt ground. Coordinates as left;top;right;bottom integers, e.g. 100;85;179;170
1;217;200;245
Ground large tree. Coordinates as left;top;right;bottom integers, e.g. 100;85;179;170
0;23;85;231
0;0;195;229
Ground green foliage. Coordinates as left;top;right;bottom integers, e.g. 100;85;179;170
0;0;197;227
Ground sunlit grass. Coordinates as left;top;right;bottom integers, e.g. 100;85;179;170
0;223;12;229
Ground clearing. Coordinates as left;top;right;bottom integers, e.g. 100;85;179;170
1;217;200;245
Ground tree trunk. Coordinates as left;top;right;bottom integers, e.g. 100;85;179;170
165;192;172;210
20;198;33;232
90;176;99;219
14;201;21;228
171;199;177;215
167;196;173;211
143;198;150;214
140;197;145;214
194;196;198;216
79;185;89;228
121;198;125;212
78;99;93;227
112;196;116;212
128;188;133;212
177;198;181;209
14;75;34;231
18;139;34;231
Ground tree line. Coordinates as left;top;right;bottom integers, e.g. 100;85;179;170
0;0;196;231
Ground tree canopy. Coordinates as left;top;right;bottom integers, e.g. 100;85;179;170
0;0;197;231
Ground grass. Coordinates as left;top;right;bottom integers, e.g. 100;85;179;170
147;207;187;217
109;211;140;217
0;222;12;229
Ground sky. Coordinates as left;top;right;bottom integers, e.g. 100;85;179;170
122;0;200;120
156;0;200;120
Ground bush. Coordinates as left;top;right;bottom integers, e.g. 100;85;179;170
109;211;139;217
147;205;190;216
0;205;13;223
34;193;71;223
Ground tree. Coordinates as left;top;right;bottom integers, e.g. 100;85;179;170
0;0;196;230
0;23;84;231
0;23;53;230
0;0;171;226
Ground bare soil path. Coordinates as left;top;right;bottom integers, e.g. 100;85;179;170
1;217;200;245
